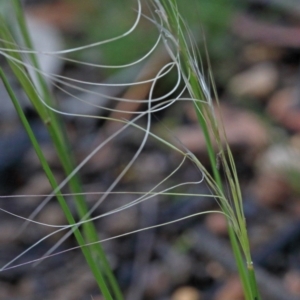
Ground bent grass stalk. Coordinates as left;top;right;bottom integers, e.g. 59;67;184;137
156;0;261;299
0;0;260;299
0;67;115;300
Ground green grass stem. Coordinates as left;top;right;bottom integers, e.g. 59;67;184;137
0;4;123;298
0;67;114;300
158;1;261;299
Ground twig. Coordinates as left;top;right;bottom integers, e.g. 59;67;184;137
232;13;300;48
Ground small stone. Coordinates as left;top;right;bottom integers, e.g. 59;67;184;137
144;263;170;298
14;172;60;206
24;145;60;169
179;104;269;156
83;143;118;173
52;265;96;300
102;207;138;236
257;144;300;174
205;213;228;236
242;44;282;63
0;282;13;299
267;88;300;131
165;251;192;284
171;286;202;300
37;204;66;227
206;261;226;279
290;134;300;149
173;125;206;154
0;222;20;244
253;144;300;206
214;276;244;300
251;173;290;207
131;152;168;182
17;277;36;297
229;63;278;98
284;270;300;296
26;1;80;31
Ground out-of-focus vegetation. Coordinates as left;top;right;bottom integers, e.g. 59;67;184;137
67;0;241;80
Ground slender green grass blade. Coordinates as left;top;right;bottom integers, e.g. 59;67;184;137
1;3;122;298
0;67;114;300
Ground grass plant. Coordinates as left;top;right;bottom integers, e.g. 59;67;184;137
156;2;261;299
0;0;260;299
0;1;122;299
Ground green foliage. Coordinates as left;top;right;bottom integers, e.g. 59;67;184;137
67;0;240;75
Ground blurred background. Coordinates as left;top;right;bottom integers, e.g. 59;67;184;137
1;0;300;299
